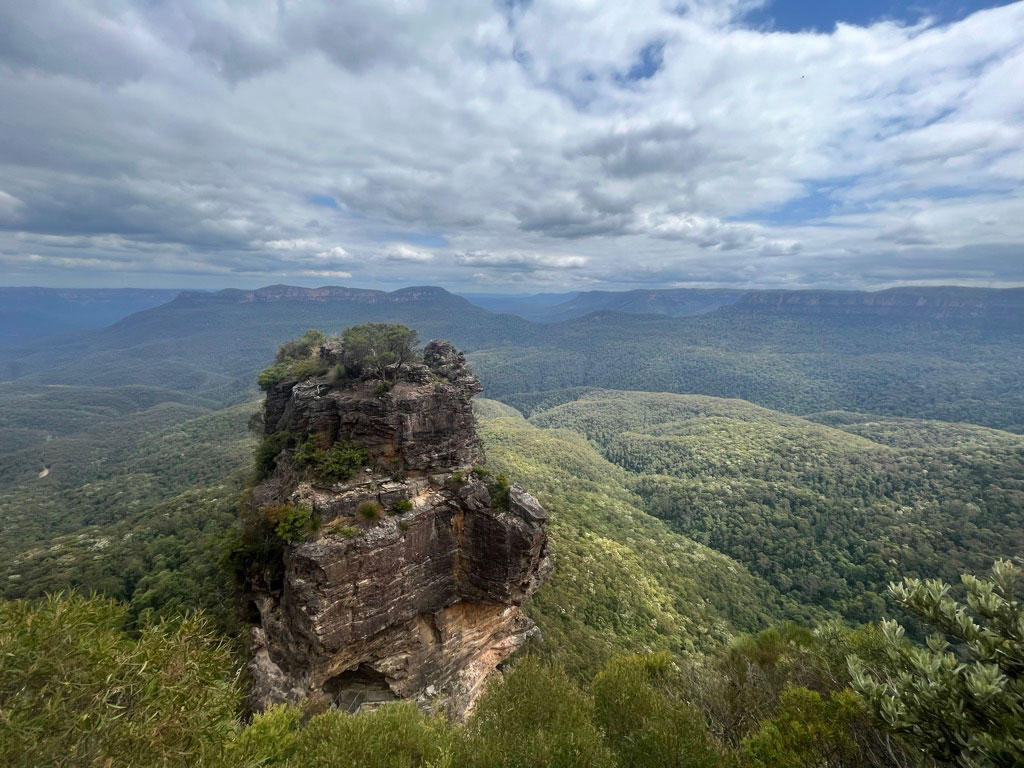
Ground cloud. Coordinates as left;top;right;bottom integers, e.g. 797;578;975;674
0;0;1021;289
380;244;434;262
455;250;588;271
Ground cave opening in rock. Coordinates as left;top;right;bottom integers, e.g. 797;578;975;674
323;664;399;713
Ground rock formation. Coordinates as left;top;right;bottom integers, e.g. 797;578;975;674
245;338;551;718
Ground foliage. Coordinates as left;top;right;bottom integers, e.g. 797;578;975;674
741;686;864;768
475;401;805;681
257;330;329;390
255;430;293;480
593;653;729;768
341;323;420;381
0;593;240;768
850;560;1024;767
275;329;327;363
470;464;511;508
257;362;291;391
0;591;928;768
393;498;414;513
262;503;318;543
356;500;384;522
458;658;616;768
531;390;1024;624
294;437;368;483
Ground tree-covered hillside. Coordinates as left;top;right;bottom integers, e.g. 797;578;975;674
3;287;1022;431
530;390;1024;623
474;399;809;678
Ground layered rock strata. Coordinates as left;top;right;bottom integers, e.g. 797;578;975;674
246;340;551;718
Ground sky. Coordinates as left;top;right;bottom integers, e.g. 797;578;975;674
0;0;1022;292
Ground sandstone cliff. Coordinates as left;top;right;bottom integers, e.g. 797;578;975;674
731;287;1024;321
244;338;551;718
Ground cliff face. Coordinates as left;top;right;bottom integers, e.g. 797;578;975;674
732;287;1024;321
246;340;551;718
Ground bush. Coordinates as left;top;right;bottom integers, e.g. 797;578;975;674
275;329;327;363
255;431;293;480
490;472;511;509
593;653;727;768
261;504;318;544
294;438;368;483
275;701;453;768
850;559;1024;767
257;330;330;390
257;363;291;391
393;499;414;514
0;593;240;768
289;358;328;381
457;658;616;768
356;500;384;523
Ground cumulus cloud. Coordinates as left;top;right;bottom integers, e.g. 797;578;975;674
0;0;1022;289
380;244;435;262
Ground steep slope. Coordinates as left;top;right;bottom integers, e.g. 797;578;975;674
473;399;808;680
731;286;1024;322
531;390;1024;622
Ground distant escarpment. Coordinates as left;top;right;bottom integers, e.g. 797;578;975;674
241;329;551;718
730;286;1024;322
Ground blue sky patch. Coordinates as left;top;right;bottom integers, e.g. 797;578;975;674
308;194;340;209
744;0;1014;33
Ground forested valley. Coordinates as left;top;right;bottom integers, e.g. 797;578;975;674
1;287;1022;767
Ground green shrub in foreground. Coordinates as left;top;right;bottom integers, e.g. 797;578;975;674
0;593;240;768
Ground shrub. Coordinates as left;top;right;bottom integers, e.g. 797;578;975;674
490;472;511;509
261;504;318;544
457;658;616;768
254;431;292;480
356;500;384;523
280;701;453;768
289;357;328;381
593;653;726;768
275;329;327;363
257;330;330;390
294;438;368;483
318;442;368;482
0;593;240;768
257;363;291;391
850;559;1024;767
393;499;414;514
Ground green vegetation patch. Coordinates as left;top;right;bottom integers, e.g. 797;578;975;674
294;437;368;483
257;329;329;390
530;389;1024;625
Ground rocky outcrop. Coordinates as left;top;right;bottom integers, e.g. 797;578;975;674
246;339;551;718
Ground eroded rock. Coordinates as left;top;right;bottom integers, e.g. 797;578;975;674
245;338;551;719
